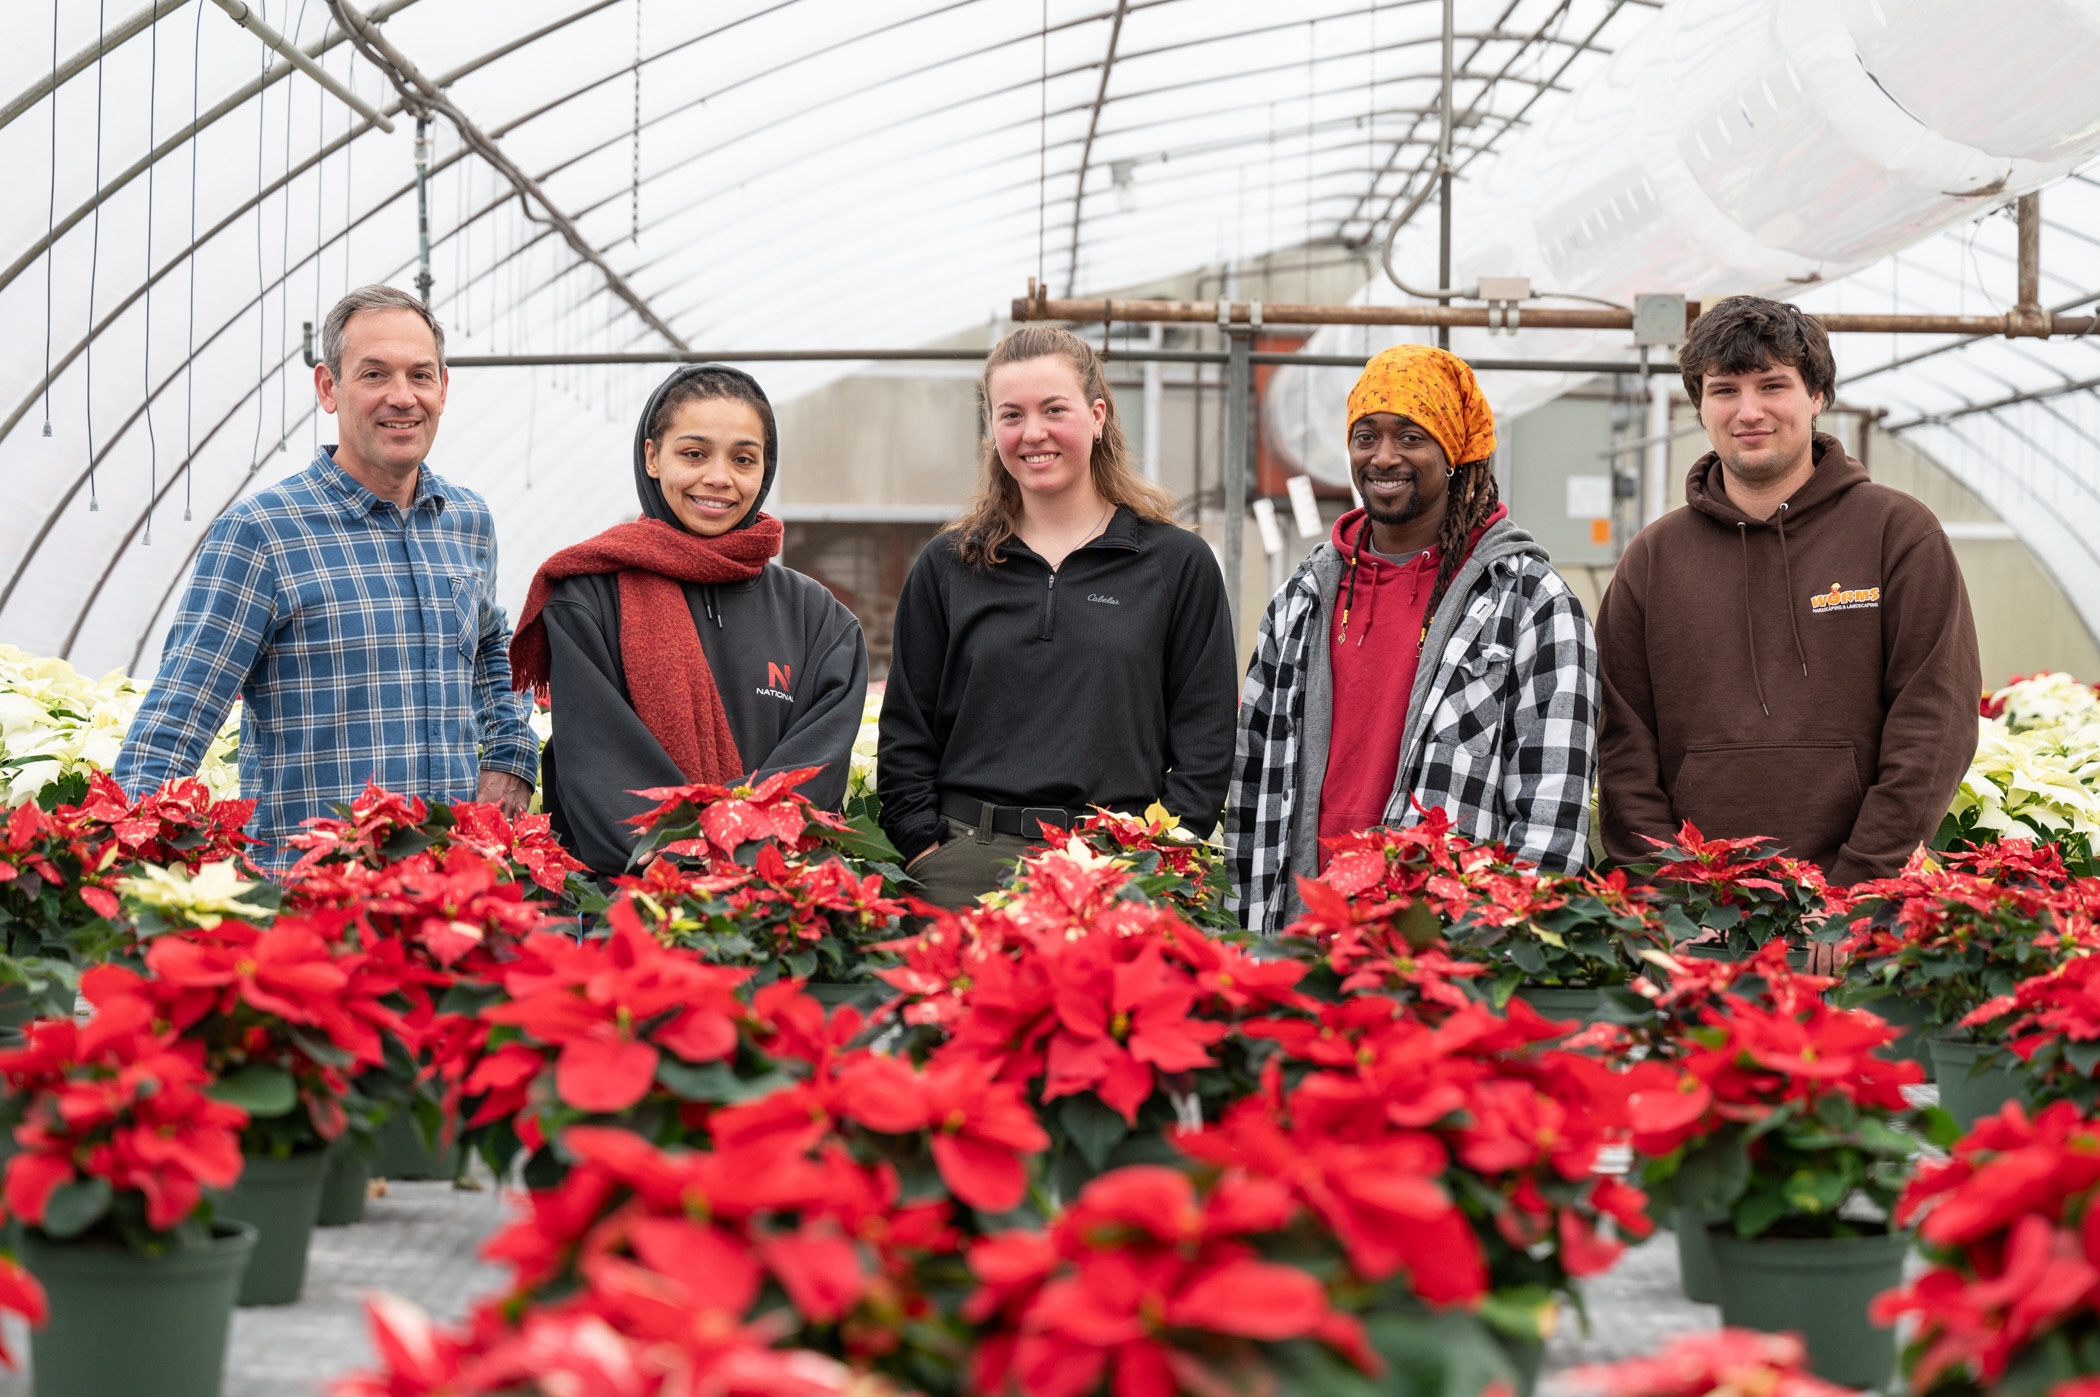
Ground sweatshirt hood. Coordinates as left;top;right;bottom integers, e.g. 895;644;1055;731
1684;432;1866;530
632;365;780;533
1683;433;1866;716
1326;502;1527;564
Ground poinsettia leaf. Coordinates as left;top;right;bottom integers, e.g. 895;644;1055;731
41;1177;111;1239
1058;1092;1128;1172
653;1059;789;1104
1672;1132;1750;1214
2066;1040;2100;1077
1393;898;1444;951
209;1063;299;1118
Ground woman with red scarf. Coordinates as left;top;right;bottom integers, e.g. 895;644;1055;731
511;366;867;878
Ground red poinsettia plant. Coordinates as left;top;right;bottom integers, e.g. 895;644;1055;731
1567;1328;1854;1397
0;773;257;1010
283;782;585;903
1630;943;1952;1241
877;845;1309;1189
1961;950;2100;1111
115;914;407;1158
1838;841;2097;1046
613;767;909;989
331;1124;926;1397
964;1163;1384;1397
1631;822;1838;958
0;964;250;1253
1043;805;1236;933
1201;992;1653;1343
1873;1099;2100;1397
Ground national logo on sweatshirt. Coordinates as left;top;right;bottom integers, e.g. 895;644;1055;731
757;662;794;703
1810;580;1881;614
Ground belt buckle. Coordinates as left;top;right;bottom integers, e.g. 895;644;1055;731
1020;806;1069;837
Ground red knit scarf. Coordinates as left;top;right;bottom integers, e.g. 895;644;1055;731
511;516;783;783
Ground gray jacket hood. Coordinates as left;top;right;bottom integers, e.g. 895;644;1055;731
631;364;779;533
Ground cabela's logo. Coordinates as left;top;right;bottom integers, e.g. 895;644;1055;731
1810;580;1881;613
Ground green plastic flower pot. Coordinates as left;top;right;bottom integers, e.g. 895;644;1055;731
373;1110;458;1181
1671;1204;1723;1304
1928;1037;2030;1130
21;1220;255;1397
316;1134;371;1227
1867;994;1932;1068
219;1148;329;1305
1708;1226;1909;1388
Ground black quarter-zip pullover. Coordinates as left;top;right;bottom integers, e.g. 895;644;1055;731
877;508;1238;861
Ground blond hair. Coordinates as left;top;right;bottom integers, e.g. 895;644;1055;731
949;326;1178;569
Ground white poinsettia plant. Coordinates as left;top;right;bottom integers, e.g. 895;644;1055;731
1945;672;2100;868
847;684;881;804
0;644;238;805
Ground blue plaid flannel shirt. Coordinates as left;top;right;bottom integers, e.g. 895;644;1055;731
114;447;538;868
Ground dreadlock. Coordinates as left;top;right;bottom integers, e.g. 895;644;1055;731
1424;459;1502;632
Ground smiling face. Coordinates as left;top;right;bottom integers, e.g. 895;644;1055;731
644;396;769;536
315;306;447;483
1348;411;1451;531
989;355;1107;500
1698;360;1823;487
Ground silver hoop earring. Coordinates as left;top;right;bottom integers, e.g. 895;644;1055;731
1445;467;1455;479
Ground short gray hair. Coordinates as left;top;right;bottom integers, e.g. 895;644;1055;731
321;284;447;380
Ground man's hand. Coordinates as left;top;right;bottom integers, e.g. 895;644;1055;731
1803;939;1846;977
477;770;533;821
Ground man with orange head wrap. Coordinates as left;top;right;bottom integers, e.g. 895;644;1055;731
1226;344;1601;934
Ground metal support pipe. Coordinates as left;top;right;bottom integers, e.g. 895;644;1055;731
1142;322;1164;481
2009;193;2050;337
413;116;433;303
1437;0;1454;350
437;347;1688;374
1224;328;1253;642
1014;294;2100;338
208;0;397;133
1644;363;1671;527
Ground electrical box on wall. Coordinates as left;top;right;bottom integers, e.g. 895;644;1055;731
1501;396;1620;566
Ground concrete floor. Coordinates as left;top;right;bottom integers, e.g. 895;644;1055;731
0;1171;1726;1395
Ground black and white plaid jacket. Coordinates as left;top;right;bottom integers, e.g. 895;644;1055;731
1225;518;1600;935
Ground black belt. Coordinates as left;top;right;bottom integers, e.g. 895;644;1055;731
939;793;1086;839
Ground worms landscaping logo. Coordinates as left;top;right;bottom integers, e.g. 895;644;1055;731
1810;581;1881;614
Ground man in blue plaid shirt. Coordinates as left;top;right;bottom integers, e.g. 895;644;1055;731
115;285;537;870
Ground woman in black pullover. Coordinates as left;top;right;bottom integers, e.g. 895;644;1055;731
877;327;1238;908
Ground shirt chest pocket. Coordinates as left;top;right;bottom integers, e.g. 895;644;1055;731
1425;594;1513;753
445;572;481;660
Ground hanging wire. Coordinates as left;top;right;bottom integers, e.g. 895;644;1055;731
279;0;310;453
1035;0;1047;293
342;49;354;295
143;1;160;544
630;0;641;245
313;16;327;452
251;9;268;474
42;0;59;439
86;0;108;512
185;0;202;519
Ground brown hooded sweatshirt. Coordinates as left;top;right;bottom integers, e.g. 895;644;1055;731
1595;433;1980;885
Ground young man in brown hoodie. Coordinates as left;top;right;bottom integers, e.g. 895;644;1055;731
1595;296;1980;894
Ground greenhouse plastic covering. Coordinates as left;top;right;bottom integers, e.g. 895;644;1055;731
3;0;2100;675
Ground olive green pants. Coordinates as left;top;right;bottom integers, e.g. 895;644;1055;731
906;819;1040;909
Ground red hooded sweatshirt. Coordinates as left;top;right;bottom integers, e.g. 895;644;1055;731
1318;503;1506;863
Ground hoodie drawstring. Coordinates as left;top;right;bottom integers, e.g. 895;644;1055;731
1774;502;1808;679
1738;523;1770;717
701;584;724;629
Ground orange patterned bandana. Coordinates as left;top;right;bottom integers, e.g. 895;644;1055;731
1345;344;1498;465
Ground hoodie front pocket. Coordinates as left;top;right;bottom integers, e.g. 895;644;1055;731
1671;742;1861;863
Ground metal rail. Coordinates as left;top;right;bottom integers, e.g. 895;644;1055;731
208;0;396;132
437;348;1679;373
